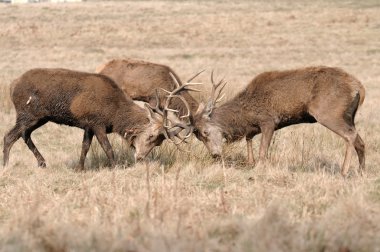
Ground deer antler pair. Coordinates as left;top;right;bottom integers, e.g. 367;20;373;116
147;70;204;146
205;70;227;116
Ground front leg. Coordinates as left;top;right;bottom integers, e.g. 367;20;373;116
246;137;255;164
77;128;94;171
259;122;275;161
94;128;116;167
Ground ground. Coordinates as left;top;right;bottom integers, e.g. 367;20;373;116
0;0;380;251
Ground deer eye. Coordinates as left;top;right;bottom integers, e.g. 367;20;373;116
148;134;155;141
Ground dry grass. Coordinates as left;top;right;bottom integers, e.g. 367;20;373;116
1;0;380;251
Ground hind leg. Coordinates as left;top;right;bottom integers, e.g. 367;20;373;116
22;120;48;167
258;122;275;161
354;133;365;175
323;121;356;177
246;137;255;164
3;123;24;166
312;115;357;177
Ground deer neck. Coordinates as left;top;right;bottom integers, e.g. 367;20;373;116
211;99;259;142
113;100;149;136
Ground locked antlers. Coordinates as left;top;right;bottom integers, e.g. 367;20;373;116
148;70;204;145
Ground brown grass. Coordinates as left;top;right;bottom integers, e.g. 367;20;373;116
1;0;380;251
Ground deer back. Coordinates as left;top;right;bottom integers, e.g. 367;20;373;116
96;59;200;116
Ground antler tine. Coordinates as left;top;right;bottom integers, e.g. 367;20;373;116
169;71;181;88
206;71;228;115
160;88;171;94
164;94;191;119
211;70;215;86
186;69;205;83
147;89;164;116
213;81;227;104
215;93;225;104
173;82;203;95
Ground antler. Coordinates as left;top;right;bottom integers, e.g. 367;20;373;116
205;70;227;115
161;71;204;146
147;89;164;116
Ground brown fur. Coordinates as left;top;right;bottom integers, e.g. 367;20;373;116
3;68;166;169
96;59;199;116
194;66;365;177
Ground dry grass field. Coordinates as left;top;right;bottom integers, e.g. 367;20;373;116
1;0;380;251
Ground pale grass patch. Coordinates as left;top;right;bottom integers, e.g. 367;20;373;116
1;0;380;251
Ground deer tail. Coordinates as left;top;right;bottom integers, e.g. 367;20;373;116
358;83;365;107
95;62;107;73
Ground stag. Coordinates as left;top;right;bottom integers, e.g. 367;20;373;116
193;67;365;177
3;68;194;169
96;59;202;116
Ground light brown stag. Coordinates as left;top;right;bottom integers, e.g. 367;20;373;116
192;66;365;177
3;68;193;169
96;59;202;117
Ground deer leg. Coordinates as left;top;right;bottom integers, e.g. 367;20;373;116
259;123;275;161
314;117;357;177
3;123;24;167
94;128;115;167
77;128;94;171
354;133;365;175
22;119;48;168
246;137;255;164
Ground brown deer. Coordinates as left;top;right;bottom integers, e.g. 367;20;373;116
96;59;202;116
193;67;365;177
3;68;193;170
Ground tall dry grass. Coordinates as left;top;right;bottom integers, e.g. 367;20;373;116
0;0;380;251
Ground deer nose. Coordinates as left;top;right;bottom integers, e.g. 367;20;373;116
211;153;221;159
135;156;144;162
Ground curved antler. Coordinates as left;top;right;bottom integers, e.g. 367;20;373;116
205;70;227;116
162;71;204;146
147;89;164;116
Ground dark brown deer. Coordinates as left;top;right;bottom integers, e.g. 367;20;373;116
193;67;365;177
3;68;193;170
96;59;202;116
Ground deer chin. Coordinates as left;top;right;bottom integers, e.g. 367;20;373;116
134;150;148;163
204;142;223;159
134;153;145;162
134;143;156;163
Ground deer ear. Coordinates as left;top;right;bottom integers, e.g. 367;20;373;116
144;103;158;121
124;128;137;142
195;102;206;116
204;101;214;117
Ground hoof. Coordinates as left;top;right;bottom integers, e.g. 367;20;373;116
38;161;47;168
74;166;85;172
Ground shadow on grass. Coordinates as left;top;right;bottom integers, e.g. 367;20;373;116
71;141;181;171
288;157;341;175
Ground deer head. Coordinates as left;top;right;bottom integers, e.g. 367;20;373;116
193;71;227;158
133;72;203;161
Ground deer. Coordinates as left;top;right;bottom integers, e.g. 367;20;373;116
95;59;202;117
3;68;194;170
192;66;365;177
